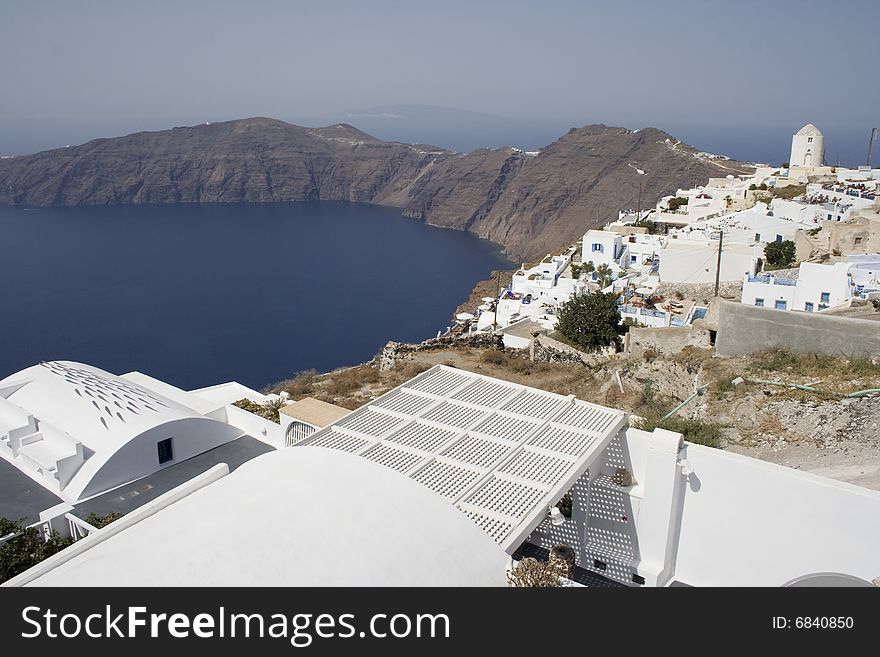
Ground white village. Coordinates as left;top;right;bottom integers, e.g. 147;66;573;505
2;125;879;588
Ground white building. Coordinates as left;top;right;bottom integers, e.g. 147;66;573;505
0;360;286;516
657;237;757;285
582;229;624;270
789;123;824;169
740;256;880;312
7;365;879;588
494;249;584;329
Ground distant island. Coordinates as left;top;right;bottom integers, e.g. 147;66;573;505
0;118;752;260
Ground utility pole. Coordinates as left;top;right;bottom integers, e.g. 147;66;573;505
868;128;878;169
713;227;724;297
493;269;501;332
637;178;642;224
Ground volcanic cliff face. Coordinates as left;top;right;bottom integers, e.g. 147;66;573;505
0;118;751;260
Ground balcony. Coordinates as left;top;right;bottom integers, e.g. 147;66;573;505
747;274;797;287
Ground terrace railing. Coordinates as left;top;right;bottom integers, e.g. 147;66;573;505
747;274;797;287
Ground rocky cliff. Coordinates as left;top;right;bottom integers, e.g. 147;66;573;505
0;117;752;260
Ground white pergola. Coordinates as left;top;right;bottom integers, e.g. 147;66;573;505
297;365;626;553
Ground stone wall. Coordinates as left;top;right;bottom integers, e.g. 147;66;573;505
530;334;615;367
376;333;502;371
715;299;880;359
623;326;713;357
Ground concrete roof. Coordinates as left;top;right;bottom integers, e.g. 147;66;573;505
1;362;201;454
279;397;351;427
72;435;273;520
501;319;546;339
298;365;626;553
0;458;63;525
22;447;510;587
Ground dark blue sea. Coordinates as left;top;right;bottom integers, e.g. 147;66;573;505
0;202;512;389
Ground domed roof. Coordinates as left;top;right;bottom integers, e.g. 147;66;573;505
796;123;822;137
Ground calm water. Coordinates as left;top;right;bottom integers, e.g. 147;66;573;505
0;203;511;389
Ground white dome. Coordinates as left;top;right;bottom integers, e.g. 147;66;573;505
795;123;822;137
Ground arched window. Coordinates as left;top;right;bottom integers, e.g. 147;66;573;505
285;421;317;447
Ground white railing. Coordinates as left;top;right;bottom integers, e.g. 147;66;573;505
65;513;98;542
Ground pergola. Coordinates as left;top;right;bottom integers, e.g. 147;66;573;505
298;365;626;553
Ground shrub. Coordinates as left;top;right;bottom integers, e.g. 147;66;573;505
763;240;796;267
667;196;688;212
635;414;723;448
556;292;622;352
507;557;566;587
480;349;509;366
0;518;74;583
232;398;281;422
750;349;880;377
84;511;123;529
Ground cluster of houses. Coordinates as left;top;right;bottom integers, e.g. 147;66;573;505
2;122;879;588
457;123;879;343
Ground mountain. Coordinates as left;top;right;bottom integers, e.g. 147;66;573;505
0;117;752;261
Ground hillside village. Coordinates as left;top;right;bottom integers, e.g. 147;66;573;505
2;123;879;588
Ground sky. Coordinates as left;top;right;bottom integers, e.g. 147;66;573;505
2;0;878;163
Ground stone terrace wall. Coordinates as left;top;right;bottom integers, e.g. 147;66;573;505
715;299;880;359
376;333;502;370
623;326;713;357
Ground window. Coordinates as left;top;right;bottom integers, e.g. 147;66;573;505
804;302;814;312
157;438;174;464
820;292;830;303
630;255;637;263
755;298;764;307
755;233;761;242
774;300;787;310
807;137;813;143
775;235;783;243
827;214;833;221
592;243;604;253
854;236;863;246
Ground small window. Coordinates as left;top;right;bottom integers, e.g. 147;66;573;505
593;559;607;572
818;304;828;311
157;438;174;464
630;255;637;263
775;235;783;243
804;302;814;312
807;137;813;143
755;233;761;242
632;573;646;586
827;214;833;221
820;292;830;303
854;236;863;246
774;300;787;310
755;298;764;307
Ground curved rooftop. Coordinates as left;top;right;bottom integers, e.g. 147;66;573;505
1;361;201;444
0;361;242;501
795;123;822;136
21;447;510;587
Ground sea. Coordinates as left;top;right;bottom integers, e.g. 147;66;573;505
0;202;512;390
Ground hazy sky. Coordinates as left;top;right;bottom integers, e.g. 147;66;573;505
2;0;878;159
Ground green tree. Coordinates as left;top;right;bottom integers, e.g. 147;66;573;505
764;240;796;267
0;518;74;583
594;263;614;288
555;292;622;351
667;197;688;212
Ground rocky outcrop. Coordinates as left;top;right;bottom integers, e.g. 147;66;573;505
0;118;752;261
